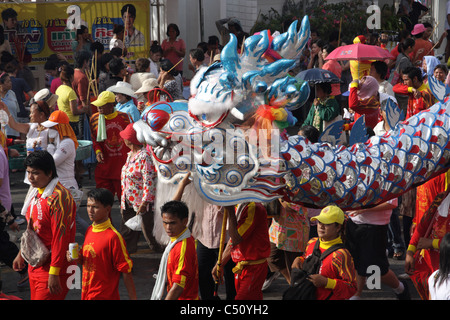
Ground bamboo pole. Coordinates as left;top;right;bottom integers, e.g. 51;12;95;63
167;58;184;73
213;207;229;299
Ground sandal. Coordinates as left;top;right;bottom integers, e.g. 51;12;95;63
17;274;29;287
393;251;405;260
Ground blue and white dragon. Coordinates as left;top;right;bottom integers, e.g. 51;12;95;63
133;16;450;212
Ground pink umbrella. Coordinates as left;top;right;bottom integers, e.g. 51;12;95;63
325;43;393;61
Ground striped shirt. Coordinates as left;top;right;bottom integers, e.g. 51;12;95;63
167;230;199;300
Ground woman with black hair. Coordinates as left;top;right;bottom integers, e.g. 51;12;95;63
157;59;184;101
394;38;415;80
161;23;186;76
307;39;325;70
97;53;113;93
72;25;93;54
428;233;450;300
303;82;340;133
109;24;125;51
55;65;89;137
149;41;163;78
0;72;20;138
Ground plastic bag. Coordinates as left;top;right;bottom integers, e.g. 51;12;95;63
21;219;50;267
125;214;142;231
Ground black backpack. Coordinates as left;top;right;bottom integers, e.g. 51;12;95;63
282;240;345;300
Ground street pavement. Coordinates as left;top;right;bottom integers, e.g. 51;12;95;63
1;167;421;301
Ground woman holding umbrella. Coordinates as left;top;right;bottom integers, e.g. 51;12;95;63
348;75;381;130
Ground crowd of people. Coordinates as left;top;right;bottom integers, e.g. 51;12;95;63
0;3;449;301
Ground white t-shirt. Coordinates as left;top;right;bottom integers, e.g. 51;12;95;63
24;125;60;184
149;59;160;79
48;137;78;190
428;270;450;300
109;37;124;50
349;198;398;225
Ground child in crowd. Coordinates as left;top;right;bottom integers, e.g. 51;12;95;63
67;188;136;300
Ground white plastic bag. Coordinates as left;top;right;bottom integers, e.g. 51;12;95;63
125;214;142;231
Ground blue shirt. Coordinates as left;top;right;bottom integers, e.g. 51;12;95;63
11;76;31;117
115;100;140;123
1;90;20;137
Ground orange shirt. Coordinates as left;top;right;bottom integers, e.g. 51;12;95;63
81;219;133;300
410;38;434;66
323;60;342;96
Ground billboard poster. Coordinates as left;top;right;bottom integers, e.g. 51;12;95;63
0;0;150;65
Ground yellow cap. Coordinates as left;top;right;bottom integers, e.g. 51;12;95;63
311;205;345;225
91;91;116;107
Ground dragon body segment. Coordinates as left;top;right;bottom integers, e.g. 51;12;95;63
133;16;450;211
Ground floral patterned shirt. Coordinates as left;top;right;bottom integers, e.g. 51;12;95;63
120;148;157;212
269;201;309;253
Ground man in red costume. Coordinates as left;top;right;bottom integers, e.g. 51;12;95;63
213;202;271;300
405;188;450;300
151;173;199;300
90;91;131;200
392;66;434;119
13;151;76;300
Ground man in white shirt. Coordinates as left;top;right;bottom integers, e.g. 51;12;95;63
370;61;395;97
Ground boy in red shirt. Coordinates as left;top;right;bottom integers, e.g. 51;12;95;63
67;188;136;300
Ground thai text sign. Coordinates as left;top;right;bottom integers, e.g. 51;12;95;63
1;0;150;64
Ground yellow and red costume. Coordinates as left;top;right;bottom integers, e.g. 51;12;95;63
166;228;199;300
300;237;357;300
89;111;131;198
392;82;435;119
408;190;450;300
25;180;76;300
231;202;271;300
81;219;133;300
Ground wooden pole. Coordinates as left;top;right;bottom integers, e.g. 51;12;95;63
214;207;229;298
167;58;184;73
124;6;129;49
93;50;98;97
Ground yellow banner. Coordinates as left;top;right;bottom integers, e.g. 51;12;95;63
0;1;150;65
